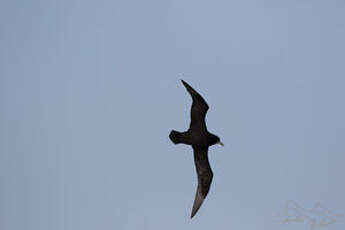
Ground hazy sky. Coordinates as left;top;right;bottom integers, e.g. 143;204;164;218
1;0;345;229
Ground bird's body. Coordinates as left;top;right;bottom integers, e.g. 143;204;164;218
169;130;219;147
169;80;223;218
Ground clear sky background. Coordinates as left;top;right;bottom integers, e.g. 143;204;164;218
1;0;345;229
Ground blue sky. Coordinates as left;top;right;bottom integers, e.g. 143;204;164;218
1;0;345;229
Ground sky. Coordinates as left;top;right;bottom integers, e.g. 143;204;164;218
1;0;345;229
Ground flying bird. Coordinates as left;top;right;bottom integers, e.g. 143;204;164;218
169;80;224;218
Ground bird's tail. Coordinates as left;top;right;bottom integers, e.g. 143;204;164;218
169;130;183;144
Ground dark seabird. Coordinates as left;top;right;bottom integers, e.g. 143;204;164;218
169;80;224;218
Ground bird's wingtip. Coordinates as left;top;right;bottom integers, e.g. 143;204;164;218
181;80;191;89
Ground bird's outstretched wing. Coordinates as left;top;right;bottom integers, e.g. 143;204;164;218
181;80;209;131
191;146;213;218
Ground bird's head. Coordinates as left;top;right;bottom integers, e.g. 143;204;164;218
211;134;224;147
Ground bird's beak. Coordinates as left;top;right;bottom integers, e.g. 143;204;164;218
217;141;224;146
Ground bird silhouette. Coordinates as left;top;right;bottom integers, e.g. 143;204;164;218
169;80;224;218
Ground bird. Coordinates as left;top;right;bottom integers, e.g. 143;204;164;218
169;80;224;218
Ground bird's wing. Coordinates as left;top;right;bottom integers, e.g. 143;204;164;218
181;80;209;131
191;146;213;218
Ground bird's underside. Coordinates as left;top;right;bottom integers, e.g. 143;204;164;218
169;80;220;218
